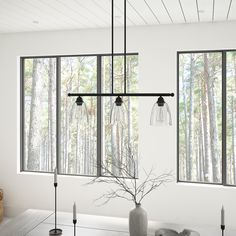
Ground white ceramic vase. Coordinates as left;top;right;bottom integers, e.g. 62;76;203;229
129;203;148;236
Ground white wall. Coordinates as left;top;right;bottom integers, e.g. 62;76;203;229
1;22;236;230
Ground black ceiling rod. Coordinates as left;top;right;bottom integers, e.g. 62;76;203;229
124;0;127;94
68;91;175;99
111;0;114;95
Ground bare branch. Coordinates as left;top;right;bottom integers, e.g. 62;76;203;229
86;145;174;206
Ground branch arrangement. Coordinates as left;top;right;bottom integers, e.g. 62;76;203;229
87;147;173;206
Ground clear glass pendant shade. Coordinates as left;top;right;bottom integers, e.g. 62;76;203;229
74;96;89;124
150;97;172;126
110;96;127;127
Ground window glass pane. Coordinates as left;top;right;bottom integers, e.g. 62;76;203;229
23;58;57;172
178;52;222;183
101;55;139;176
226;51;236;185
22;54;138;177
60;56;97;175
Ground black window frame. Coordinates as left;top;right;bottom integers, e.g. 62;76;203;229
20;52;138;177
176;49;236;187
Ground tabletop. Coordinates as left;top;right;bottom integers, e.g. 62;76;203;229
0;209;236;236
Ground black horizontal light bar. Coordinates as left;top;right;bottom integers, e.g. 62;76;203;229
68;93;174;97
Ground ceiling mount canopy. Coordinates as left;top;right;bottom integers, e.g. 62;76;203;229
68;0;174;126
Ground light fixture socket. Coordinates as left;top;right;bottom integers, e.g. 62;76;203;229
157;96;165;106
76;96;83;106
115;96;123;106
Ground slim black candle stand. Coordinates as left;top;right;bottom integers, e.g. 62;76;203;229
73;219;77;236
49;183;62;235
221;225;225;236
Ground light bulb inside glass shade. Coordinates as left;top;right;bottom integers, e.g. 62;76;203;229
150;96;172;126
74;96;89;124
110;96;127;127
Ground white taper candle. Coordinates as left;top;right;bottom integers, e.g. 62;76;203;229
54;168;57;184
221;205;225;225
73;202;77;220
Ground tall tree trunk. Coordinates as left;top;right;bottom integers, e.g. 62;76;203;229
127;59;132;173
233;55;236;184
65;96;69;172
199;99;205;182
205;54;220;182
182;61;188;180
109;58;116;175
187;55;195;181
76;58;82;174
198;79;204;182
231;97;236;184
195;132;199;181
64;64;73;173
62;101;66;172
48;59;56;172
202;54;212;182
27;59;44;170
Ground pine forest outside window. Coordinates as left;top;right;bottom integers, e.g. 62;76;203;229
178;50;236;186
21;54;138;177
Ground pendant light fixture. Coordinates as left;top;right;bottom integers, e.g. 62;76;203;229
110;96;127;126
68;0;174;125
150;96;172;126
74;96;89;124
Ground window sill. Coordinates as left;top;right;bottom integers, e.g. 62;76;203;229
176;181;236;189
17;171;136;181
17;170;97;179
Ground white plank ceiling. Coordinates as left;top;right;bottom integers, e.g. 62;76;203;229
0;0;235;33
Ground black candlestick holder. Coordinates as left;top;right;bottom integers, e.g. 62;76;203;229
221;225;225;236
49;183;62;235
73;219;77;236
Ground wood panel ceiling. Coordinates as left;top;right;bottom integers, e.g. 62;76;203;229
0;0;235;33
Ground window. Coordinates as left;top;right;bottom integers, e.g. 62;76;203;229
178;50;236;186
21;54;138;176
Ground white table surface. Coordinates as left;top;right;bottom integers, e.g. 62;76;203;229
1;209;236;236
41;211;236;236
